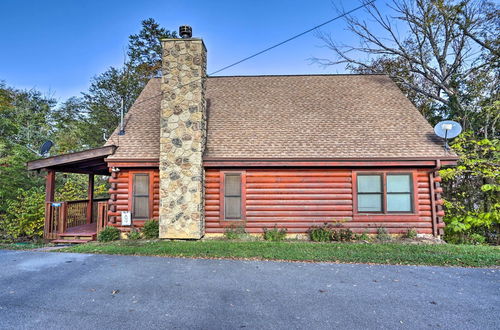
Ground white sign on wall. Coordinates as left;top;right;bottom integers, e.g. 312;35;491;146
121;211;131;226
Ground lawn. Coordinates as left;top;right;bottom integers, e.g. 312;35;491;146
61;240;500;268
0;242;48;250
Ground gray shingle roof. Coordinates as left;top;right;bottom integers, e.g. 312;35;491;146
105;74;452;161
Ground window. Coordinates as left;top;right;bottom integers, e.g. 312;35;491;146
357;175;383;212
132;173;150;219
356;173;413;213
224;173;242;220
386;174;412;212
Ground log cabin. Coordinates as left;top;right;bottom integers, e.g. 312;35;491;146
27;26;457;243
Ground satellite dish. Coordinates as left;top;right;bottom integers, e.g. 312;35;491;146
434;120;462;150
39;140;54;156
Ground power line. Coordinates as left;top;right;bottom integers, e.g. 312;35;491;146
125;0;375;109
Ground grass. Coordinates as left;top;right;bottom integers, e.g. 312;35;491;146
61;240;500;268
0;242;48;250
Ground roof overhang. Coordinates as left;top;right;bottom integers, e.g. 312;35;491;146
27;145;116;175
202;157;459;168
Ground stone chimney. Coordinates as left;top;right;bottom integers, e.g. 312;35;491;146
159;26;207;239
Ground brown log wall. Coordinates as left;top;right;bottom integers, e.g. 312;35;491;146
104;167;440;235
107;168;159;230
205;168;436;235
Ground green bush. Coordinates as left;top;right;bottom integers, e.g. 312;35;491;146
377;227;391;241
309;223;332;242
356;230;370;241
404;228;418;239
142;220;159;239
443;202;499;245
128;229;142;240
332;228;355;242
224;224;246;240
98;226;121;242
263;227;287;241
1;187;45;239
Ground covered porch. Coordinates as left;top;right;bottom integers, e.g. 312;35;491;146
27;146;116;243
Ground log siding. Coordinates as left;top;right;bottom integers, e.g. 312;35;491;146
105;167;439;235
107;168;159;230
205;168;436;235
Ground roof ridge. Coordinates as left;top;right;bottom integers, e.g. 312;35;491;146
208;73;387;78
152;73;387;79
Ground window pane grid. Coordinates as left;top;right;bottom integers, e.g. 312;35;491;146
357;173;413;213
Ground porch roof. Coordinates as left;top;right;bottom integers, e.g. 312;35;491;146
27;145;116;175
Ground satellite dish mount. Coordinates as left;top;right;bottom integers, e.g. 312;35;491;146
433;120;462;151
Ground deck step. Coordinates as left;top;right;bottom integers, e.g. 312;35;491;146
58;233;96;240
51;239;90;244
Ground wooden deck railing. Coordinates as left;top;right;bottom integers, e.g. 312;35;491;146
44;198;108;239
96;202;109;234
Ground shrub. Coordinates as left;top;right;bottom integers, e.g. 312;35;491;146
332;228;355;242
142;220;159;239
356;230;370;241
469;233;487;245
98;226;121;242
309;223;332;242
263;227;287;241
128;229;142;240
404;228;418;239
377;227;391;241
1;187;45;240
443;203;499;245
224;224;246;240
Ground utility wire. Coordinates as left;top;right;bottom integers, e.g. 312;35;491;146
124;0;375;109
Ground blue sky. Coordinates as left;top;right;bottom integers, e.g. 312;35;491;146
0;0;382;102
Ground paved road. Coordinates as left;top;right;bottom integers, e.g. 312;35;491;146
0;250;498;330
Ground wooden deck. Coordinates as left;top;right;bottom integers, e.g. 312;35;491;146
64;223;97;234
52;223;98;244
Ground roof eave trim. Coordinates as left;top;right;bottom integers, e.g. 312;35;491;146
203;156;458;168
27;145;117;171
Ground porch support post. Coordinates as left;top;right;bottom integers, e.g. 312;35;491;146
86;174;94;224
45;169;55;202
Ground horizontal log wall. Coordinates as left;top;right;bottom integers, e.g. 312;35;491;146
205;168;435;235
107;168;159;230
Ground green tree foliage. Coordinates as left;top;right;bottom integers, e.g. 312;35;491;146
82;19;176;147
0;18;174;240
0;83;52;213
2;187;45;239
440;131;499;244
317;0;499;244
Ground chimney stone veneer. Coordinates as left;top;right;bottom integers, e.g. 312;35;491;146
159;38;207;239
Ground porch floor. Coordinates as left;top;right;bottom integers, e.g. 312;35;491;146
52;223;97;244
65;223;97;235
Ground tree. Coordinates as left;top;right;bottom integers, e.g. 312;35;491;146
81;19;176;147
316;0;499;243
128;18;177;79
316;0;499;136
0;83;53;213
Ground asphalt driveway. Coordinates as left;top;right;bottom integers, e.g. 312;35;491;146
0;250;498;330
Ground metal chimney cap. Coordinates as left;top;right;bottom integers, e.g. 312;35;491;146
179;25;192;38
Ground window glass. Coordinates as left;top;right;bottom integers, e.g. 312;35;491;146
133;173;149;219
225;197;241;219
358;194;382;212
387;174;411;193
224;173;242;219
133;196;149;218
387;194;412;212
357;175;382;193
225;174;241;196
